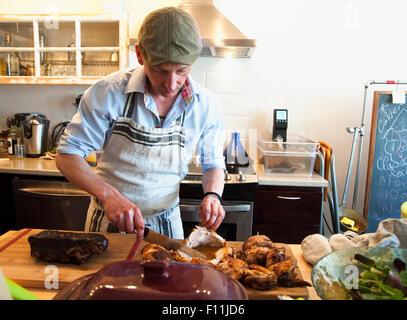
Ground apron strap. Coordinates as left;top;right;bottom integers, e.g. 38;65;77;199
122;92;135;118
175;110;186;127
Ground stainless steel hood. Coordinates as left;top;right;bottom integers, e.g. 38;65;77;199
178;4;256;58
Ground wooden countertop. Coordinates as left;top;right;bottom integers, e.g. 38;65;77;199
0;230;319;300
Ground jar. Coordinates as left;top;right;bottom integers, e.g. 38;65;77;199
25;64;34;76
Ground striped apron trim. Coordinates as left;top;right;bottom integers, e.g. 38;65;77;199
89;208;104;232
112;123;185;147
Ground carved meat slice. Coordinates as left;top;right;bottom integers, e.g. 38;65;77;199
244;264;278;290
214;246;234;263
141;243;174;261
170;250;191;263
191;257;217;268
184;225;226;248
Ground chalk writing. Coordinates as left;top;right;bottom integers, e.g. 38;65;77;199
367;94;407;232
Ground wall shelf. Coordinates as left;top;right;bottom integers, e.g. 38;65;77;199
0;13;128;84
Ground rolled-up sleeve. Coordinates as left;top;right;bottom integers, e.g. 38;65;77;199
57;81;120;158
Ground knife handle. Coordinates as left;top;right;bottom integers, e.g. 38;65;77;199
143;226;150;238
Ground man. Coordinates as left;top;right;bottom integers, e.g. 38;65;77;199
56;7;226;240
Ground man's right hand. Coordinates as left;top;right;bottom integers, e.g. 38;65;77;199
102;192;145;240
55;154;145;240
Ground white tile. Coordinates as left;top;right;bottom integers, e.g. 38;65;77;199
217;94;253;117
223;115;255;131
206;72;252;95
190;71;206;87
193;57;253;73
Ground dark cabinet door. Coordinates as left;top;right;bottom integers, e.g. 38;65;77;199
253;186;322;243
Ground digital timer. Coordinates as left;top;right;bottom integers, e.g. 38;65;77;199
272;108;288;141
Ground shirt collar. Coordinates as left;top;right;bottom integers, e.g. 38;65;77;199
124;66;200;106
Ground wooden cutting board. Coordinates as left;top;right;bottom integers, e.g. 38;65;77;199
194;242;309;300
0;229;308;299
0;229;147;290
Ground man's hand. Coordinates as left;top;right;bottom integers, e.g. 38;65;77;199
102;191;145;240
55;153;145;240
198;194;225;230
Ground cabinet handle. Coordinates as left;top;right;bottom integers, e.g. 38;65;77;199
276;196;301;200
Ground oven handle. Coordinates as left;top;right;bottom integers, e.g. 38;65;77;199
179;202;251;213
18;187;90;197
276;196;301;200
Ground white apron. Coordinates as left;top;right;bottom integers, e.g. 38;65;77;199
85;92;186;239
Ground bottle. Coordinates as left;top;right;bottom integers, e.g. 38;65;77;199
39;31;45;62
7;123;17;155
45;64;52;76
4;33;20;76
223;132;249;168
25;64;34;76
0;53;6;75
0;125;8;155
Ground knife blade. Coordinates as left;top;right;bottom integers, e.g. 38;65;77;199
143;227;207;259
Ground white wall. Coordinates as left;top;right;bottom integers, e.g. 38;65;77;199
214;0;407;224
1;0;407;229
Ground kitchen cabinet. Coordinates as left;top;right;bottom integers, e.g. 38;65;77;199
0;13;128;85
253;185;323;244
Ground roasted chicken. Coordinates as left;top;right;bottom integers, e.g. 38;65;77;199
243;235;273;252
244;246;271;266
216;256;248;281
267;256;297;278
244;264;278;290
139;230;311;291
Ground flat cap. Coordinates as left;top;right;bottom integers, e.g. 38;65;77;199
138;7;202;66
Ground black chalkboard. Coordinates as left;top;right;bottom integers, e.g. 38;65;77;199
364;91;407;232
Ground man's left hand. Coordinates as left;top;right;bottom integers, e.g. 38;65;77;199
198;194;225;230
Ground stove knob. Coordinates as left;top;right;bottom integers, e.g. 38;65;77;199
236;170;246;181
224;169;232;181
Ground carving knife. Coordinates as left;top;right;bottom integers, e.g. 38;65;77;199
143;227;207;259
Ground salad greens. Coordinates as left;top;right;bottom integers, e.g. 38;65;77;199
340;254;407;300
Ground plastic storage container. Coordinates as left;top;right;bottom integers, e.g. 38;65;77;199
258;133;318;177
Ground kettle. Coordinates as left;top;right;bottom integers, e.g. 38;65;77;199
22;113;50;157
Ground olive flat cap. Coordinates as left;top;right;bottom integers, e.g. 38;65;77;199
138;7;202;66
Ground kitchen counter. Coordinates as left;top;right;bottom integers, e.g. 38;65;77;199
256;164;328;188
0;157;64;177
0;230;320;300
0;157;327;187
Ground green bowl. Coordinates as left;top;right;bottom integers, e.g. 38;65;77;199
311;246;407;300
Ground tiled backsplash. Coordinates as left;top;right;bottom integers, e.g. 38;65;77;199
190;57;255;132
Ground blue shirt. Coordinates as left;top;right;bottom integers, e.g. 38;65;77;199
57;67;225;174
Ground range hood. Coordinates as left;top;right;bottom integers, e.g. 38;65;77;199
178;3;256;58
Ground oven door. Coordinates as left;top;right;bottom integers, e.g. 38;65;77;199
179;199;253;241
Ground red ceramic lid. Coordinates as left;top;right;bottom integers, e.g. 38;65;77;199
54;260;248;300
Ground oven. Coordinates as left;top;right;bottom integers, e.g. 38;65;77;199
179;161;258;241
